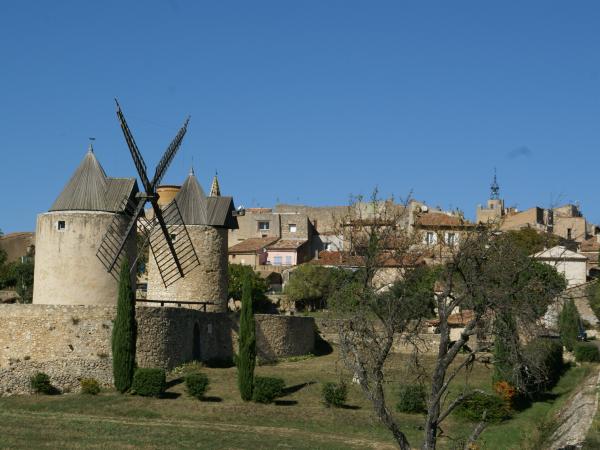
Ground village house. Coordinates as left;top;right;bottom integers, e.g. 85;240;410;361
228;237;279;268
532;246;588;287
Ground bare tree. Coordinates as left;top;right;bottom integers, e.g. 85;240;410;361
330;191;566;450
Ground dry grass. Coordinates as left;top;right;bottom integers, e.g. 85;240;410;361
0;350;586;449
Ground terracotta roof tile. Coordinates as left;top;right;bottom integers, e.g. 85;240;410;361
416;213;474;228
581;237;600;253
228;237;279;253
267;239;308;250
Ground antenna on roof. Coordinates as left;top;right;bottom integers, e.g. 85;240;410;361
490;167;500;200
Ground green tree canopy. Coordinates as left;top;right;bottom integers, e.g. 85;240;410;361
504;227;565;256
284;264;349;310
228;264;268;301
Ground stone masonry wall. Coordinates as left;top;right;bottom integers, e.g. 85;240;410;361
253;314;315;362
315;318;441;354
146;226;228;312
0;305;315;395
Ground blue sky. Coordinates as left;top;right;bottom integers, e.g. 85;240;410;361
1;1;600;232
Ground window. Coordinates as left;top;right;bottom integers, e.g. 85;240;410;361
446;232;457;246
273;256;282;266
289;224;297;233
258;221;270;231
57;220;66;231
567;228;572;240
285;255;292;265
424;231;436;245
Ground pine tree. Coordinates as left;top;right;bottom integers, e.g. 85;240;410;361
237;272;256;401
112;259;137;393
558;298;580;352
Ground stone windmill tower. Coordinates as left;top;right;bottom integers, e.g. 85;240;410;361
145;169;238;312
33;144;138;305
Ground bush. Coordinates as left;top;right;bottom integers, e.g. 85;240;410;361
574;343;600;362
454;391;511;423
30;372;54;394
132;368;166;397
322;382;347;407
522;338;564;393
186;373;210;399
252;377;285;403
493;381;517;408
396;384;427;414
80;378;101;395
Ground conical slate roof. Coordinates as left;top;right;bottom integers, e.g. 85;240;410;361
50;146;137;213
175;169;209;225
170;169;238;229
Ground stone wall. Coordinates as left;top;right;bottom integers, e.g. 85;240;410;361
146;226;229;312
136;307;233;369
315;318;441;354
0;305;315;395
253;314;315;361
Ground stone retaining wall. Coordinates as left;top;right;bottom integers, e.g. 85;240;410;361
0;305;315;395
315;318;441;354
253;314;315;361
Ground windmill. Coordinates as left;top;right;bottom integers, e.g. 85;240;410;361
96;99;200;287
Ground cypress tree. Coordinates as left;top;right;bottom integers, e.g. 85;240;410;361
558;298;580;352
492;312;517;385
237;272;256;401
112;259;137;393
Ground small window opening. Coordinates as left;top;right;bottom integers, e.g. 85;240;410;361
57;220;66;231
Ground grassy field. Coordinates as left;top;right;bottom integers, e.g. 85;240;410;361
0;350;589;450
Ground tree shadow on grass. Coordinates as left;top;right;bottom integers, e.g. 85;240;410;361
201;396;223;402
338;404;361;410
281;381;316;397
160;392;182;400
165;377;184;390
274;400;298;406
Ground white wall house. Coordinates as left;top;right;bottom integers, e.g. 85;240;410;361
532;246;587;287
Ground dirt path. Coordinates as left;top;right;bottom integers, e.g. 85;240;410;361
549;367;600;450
0;409;397;450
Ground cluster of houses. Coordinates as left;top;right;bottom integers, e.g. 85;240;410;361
2;173;599;298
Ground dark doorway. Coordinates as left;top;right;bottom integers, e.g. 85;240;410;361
192;322;201;361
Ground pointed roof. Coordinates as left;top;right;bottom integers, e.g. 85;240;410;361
209;173;221;197
175;171;208;224
170;171;238;229
50;146;137;213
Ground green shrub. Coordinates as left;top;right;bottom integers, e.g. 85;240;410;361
322;382;347;407
30;372;54;394
574;343;600;362
132;368;166;397
186;373;210;399
252;377;285;403
80;378;101;395
396;384;427;414
454;391;511;423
